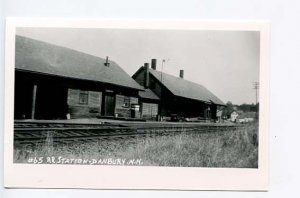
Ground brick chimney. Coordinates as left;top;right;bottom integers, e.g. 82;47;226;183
144;63;150;88
151;59;157;70
179;69;184;79
104;56;110;66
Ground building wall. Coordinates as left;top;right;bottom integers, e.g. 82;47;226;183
149;77;162;98
134;69;162;97
113;94;139;118
15;71;141;120
141;102;158;120
115;94;130;118
134;69;145;87
65;89;140;119
67;88;102;118
133;69;161;120
133;69;218;119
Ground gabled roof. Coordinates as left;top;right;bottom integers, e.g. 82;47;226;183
139;88;160;100
15;35;143;90
133;66;224;105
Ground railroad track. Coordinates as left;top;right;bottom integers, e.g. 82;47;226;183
14;121;245;145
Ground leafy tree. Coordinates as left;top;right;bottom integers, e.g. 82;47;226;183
222;101;235;117
238;103;257;112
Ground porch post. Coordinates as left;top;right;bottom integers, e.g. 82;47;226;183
31;84;37;119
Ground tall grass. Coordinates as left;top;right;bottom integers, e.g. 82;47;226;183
14;123;258;168
118;123;258;168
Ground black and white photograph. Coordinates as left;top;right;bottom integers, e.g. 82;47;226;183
4;0;300;197
4;19;269;190
13;27;260;168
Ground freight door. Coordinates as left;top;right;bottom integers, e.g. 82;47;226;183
104;94;115;116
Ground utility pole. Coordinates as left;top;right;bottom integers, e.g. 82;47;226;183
253;82;259;119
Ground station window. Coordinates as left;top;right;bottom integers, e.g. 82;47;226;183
79;90;89;105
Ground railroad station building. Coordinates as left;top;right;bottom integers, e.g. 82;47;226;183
14;35;144;120
132;59;225;121
14;35;225;122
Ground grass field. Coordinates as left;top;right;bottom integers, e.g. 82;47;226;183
14;123;258;168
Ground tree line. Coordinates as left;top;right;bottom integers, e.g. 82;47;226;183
222;101;259;116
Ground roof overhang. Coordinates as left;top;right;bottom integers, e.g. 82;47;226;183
16;69;145;91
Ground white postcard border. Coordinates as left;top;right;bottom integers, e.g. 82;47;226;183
4;18;270;191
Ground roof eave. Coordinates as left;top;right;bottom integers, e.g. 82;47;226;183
15;68;144;91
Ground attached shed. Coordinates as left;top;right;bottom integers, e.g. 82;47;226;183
132;59;225;120
138;88;160;120
14;35;143;120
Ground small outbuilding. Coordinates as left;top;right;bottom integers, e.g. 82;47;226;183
138;88;160;120
230;111;239;122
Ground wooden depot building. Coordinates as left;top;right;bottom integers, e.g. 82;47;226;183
132;59;225;121
14;35;144;120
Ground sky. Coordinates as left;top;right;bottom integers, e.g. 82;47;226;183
16;27;260;105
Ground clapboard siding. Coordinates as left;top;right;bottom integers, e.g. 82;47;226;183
115;95;125;109
88;91;102;107
141;102;158;120
115;108;131;118
67;89;139;119
114;94;139;118
68;89;80;106
130;97;138;104
134;69;145;87
68;106;100;118
115;94;129;117
67;88;102;118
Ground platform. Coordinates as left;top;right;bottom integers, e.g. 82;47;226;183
14;118;234;128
